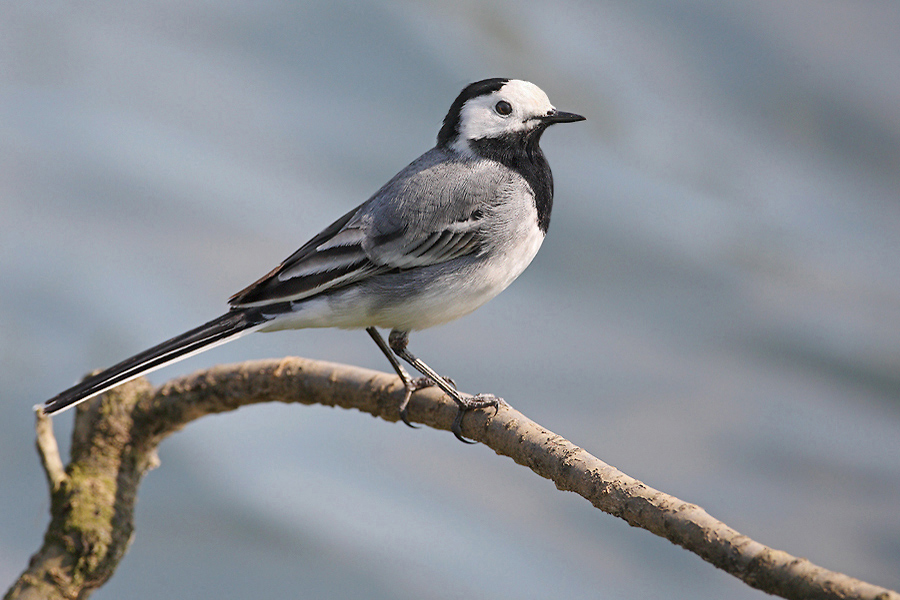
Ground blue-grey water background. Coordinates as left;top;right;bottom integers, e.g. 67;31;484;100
2;2;899;598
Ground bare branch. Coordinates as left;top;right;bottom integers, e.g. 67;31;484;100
6;357;898;600
34;410;67;493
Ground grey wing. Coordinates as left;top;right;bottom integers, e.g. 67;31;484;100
228;203;383;306
229;149;509;308
355;152;512;268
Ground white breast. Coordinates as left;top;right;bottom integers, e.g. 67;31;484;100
375;188;546;331
262;177;546;333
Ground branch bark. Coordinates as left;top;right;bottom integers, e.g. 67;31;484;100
6;357;898;600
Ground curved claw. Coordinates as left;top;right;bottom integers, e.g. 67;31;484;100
450;393;501;444
398;389;421;429
452;409;478;444
399;377;455;430
399;410;421;429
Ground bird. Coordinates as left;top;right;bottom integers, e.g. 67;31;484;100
41;78;585;442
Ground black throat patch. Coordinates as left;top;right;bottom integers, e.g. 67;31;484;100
469;127;555;234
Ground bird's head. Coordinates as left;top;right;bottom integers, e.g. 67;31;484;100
437;78;584;154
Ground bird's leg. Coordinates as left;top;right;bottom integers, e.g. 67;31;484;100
366;327;435;429
387;329;499;444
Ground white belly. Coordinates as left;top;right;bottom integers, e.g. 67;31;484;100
262;215;545;333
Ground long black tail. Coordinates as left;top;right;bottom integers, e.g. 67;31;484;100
42;308;271;416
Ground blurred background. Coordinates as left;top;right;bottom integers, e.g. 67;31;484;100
2;1;899;598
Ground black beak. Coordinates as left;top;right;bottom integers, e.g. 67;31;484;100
544;110;586;124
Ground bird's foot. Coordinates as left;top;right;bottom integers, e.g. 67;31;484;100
398;376;457;428
451;393;502;444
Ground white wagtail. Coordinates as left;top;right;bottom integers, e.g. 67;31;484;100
42;78;584;442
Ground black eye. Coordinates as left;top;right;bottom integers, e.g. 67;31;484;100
495;100;512;116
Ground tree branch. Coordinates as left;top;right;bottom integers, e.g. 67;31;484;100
35;411;67;493
6;357;898;600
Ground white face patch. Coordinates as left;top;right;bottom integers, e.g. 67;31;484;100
453;80;555;153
